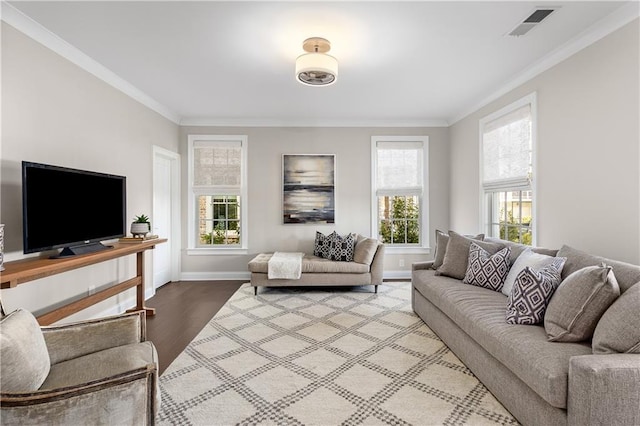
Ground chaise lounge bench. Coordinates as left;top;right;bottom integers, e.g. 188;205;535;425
248;236;384;295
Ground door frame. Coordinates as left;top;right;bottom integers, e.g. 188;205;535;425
152;145;181;286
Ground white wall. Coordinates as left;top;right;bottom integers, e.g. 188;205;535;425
0;22;180;321
179;126;450;279
449;19;640;264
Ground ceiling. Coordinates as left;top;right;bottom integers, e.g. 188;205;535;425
5;1;637;126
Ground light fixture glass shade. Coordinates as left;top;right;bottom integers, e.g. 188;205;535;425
295;52;338;86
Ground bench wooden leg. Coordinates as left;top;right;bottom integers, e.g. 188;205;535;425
374;285;378;293
254;286;257;296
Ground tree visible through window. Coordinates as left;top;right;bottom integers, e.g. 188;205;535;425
379;196;420;244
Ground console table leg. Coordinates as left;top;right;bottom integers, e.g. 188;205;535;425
130;251;156;316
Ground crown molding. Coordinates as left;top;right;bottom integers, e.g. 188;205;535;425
1;1;181;124
449;1;640;125
179;117;449;128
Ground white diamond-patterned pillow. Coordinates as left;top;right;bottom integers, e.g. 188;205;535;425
462;243;511;292
506;257;566;325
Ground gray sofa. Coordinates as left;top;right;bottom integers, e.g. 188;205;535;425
248;237;384;294
412;236;640;426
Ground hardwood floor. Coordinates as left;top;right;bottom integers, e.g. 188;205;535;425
145;280;244;375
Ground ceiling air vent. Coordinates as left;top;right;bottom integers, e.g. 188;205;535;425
508;7;558;37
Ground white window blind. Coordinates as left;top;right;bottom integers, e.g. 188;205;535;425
193;140;242;194
376;141;423;196
482;104;532;191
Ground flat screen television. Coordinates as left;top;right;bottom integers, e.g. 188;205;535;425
22;161;126;258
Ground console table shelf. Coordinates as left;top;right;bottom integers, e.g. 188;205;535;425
0;239;167;325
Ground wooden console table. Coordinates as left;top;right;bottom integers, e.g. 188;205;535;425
0;238;167;325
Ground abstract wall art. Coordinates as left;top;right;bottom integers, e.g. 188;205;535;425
283;154;335;224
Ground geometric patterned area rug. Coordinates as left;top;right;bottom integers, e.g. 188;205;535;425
158;282;519;425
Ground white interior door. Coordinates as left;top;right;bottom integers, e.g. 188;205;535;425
153;146;180;290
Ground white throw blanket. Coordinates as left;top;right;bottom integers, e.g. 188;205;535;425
268;252;305;279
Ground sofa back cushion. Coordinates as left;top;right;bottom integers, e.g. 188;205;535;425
501;249;560;297
557;245;640;293
436;231;503;280
0;308;51;392
354;235;379;265
592;282;640;354
545;264;620;342
433;230;483;270
484;237;558;265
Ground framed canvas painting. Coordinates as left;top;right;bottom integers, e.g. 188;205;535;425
283;154;335;224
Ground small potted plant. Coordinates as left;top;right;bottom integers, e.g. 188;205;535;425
130;214;151;237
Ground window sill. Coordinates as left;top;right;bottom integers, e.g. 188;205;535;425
187;247;248;256
383;246;431;255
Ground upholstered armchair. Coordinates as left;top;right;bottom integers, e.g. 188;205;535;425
0;309;159;425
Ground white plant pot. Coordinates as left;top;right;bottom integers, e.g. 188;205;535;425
130;222;150;237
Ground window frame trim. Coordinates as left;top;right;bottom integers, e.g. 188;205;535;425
371;136;430;254
187;134;249;254
478;92;537;246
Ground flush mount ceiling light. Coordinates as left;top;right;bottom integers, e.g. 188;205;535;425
295;37;338;86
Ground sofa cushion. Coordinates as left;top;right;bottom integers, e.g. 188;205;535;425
433;230;483;270
592;282;640;354
557;244;640;293
412;269;592;409
0;308;51;392
436;231;503;280
40;341;157;390
462;243;511;292
313;231;332;259
354;236;379;265
502;249;560;297
329;232;356;262
485;237;558;266
545;264;620;342
505;257;566;325
249;253;369;274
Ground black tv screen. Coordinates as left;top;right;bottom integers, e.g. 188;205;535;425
22;161;126;256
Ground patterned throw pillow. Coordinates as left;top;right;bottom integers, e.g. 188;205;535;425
463;243;511;292
314;231;332;259
506;257;566;325
329;232;356;261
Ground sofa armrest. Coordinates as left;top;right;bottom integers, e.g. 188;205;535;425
0;364;158;425
568;354;640;426
370;244;385;285
412;261;435;271
42;311;146;365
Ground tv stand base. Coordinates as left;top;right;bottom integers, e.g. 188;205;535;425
53;242;112;258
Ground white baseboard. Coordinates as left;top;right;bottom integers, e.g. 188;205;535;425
383;270;412;280
180;271;252;281
179;270;410;281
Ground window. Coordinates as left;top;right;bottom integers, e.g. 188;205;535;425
188;135;248;253
371;136;429;252
480;93;536;245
